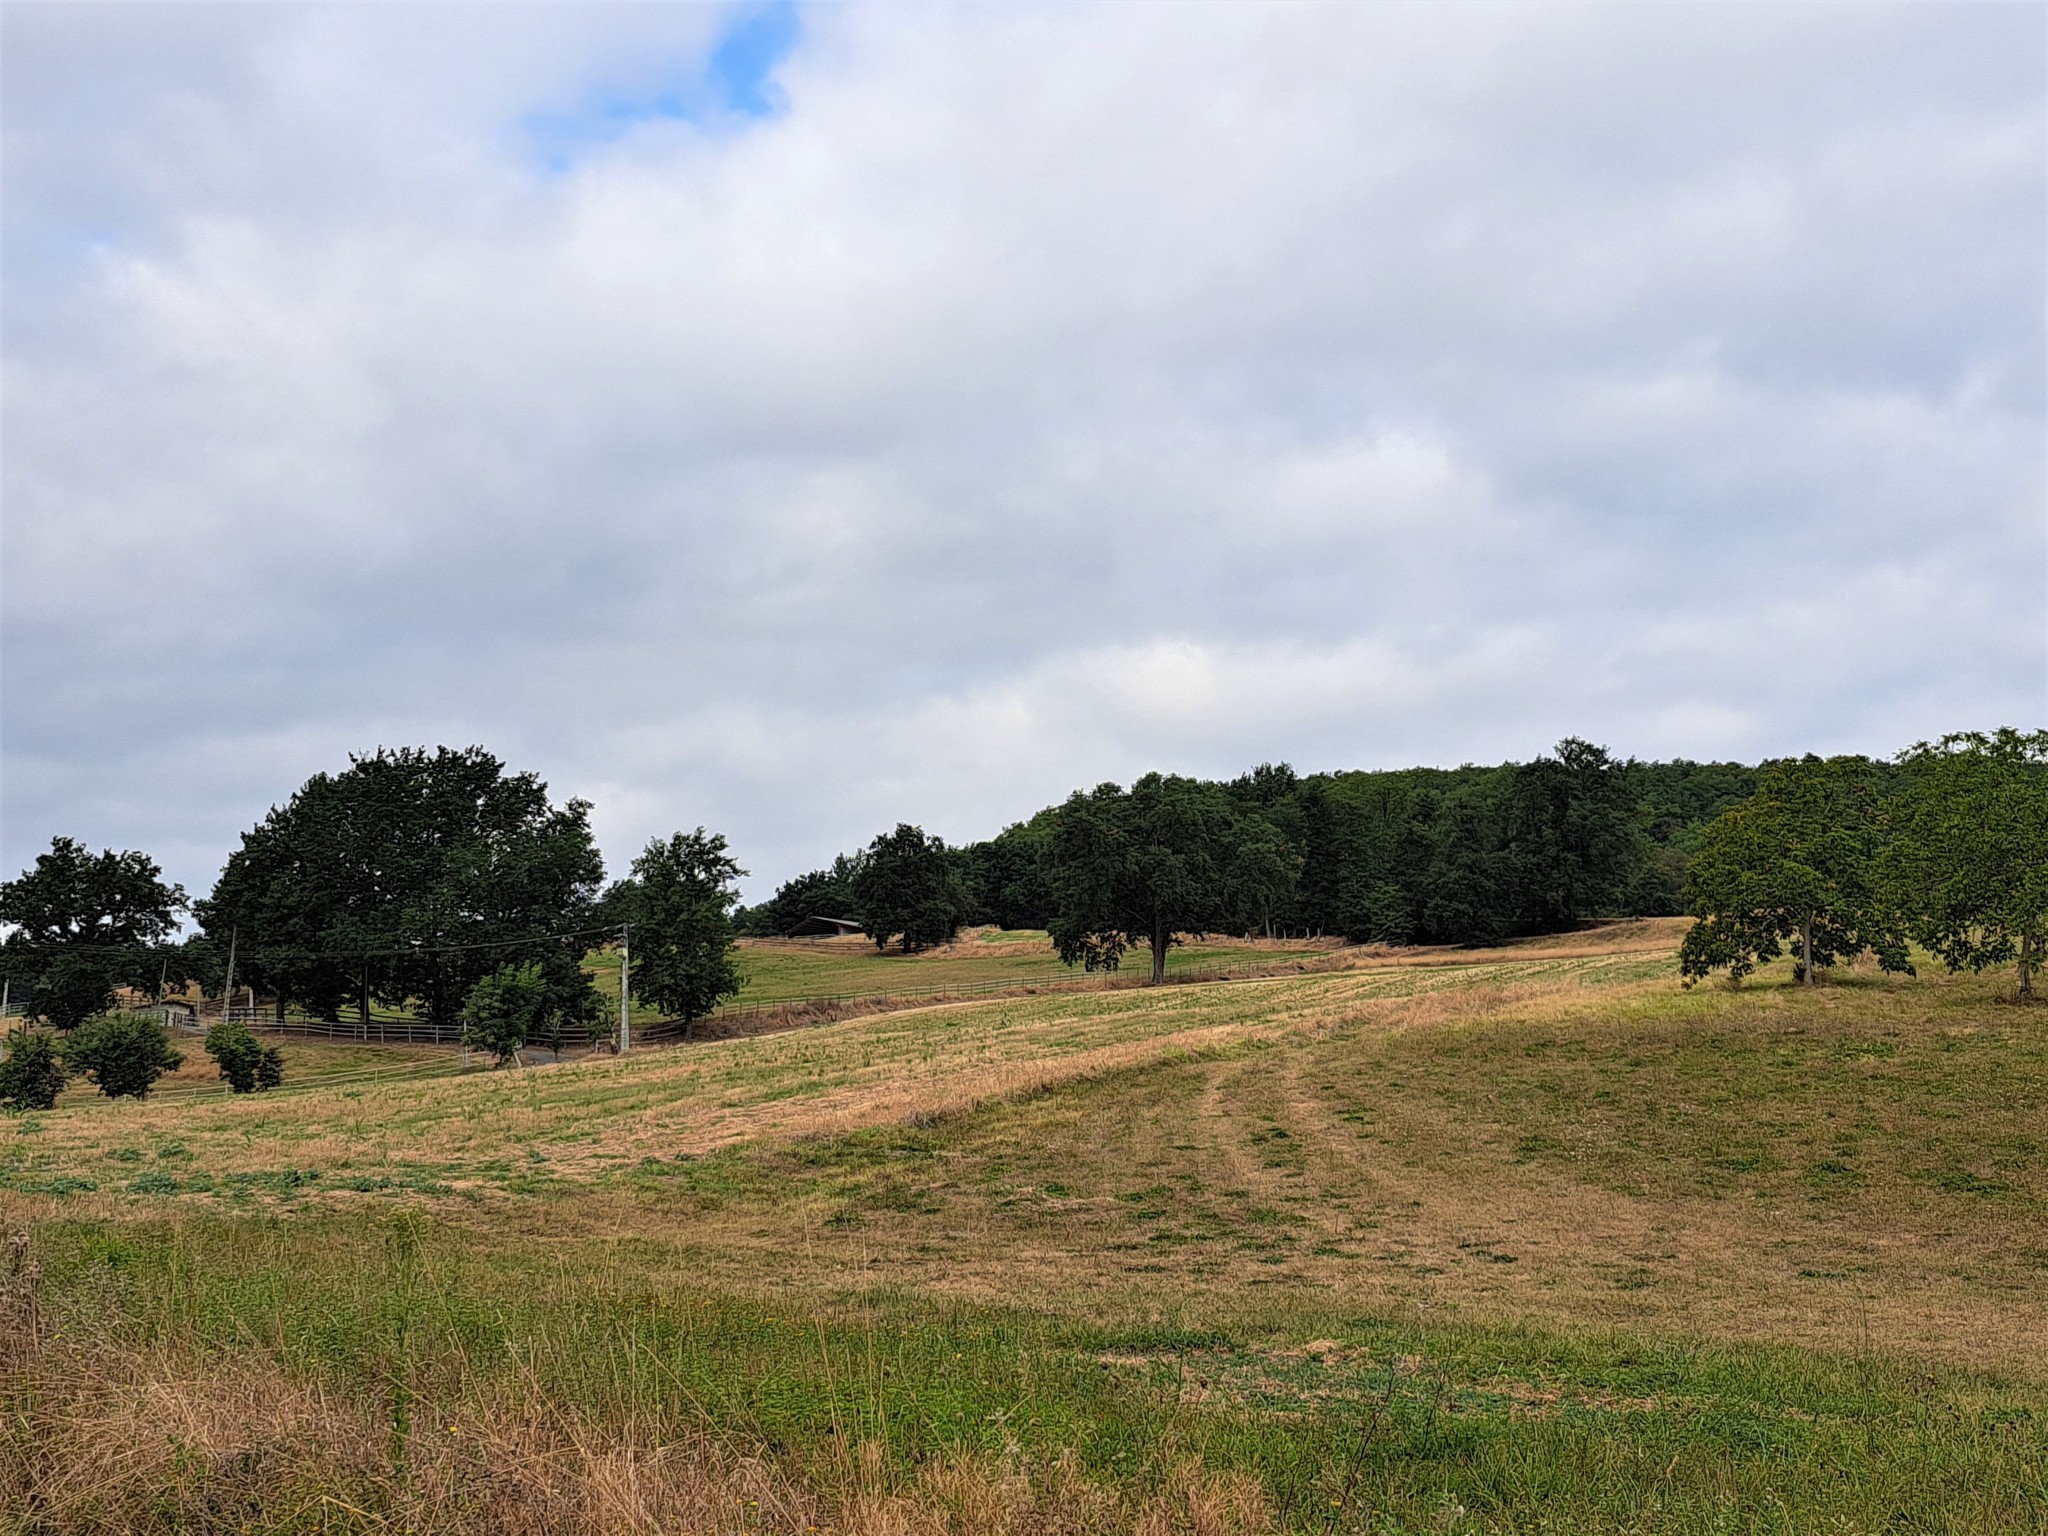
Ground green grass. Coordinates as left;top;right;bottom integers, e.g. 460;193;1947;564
8;938;2048;1532
17;1212;2044;1534
577;928;1334;1022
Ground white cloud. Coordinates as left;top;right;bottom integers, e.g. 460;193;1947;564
3;1;2041;900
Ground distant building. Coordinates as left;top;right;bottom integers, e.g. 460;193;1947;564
784;914;863;939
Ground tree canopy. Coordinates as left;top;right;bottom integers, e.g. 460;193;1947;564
1046;773;1294;984
1678;755;1908;986
459;961;549;1064
63;1013;184;1099
1877;729;2048;1001
852;825;971;952
0;837;185;1029
613;829;748;1030
0;1031;68;1111
203;1018;284;1093
196;747;604;1030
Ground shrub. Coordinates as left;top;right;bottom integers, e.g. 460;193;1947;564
460;962;546;1064
63;1014;184;1099
202;1022;283;1093
204;1020;265;1093
0;1030;68;1111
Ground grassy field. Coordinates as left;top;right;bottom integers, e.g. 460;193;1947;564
575;927;1342;1030
4;923;2044;1533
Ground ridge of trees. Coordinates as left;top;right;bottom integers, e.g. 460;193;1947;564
741;740;1748;949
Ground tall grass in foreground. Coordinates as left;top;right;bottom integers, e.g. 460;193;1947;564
4;1215;2042;1534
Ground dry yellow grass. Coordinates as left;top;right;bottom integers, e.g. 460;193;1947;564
637;955;2042;1375
6;924;2046;1536
6;920;2040;1377
1;943;1666;1188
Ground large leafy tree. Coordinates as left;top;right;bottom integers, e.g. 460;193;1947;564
0;838;186;1029
1876;728;2048;1002
1045;773;1295;984
612;829;748;1032
197;747;605;1030
1679;755;1908;987
853;825;971;953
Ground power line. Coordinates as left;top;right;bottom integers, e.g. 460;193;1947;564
0;922;624;961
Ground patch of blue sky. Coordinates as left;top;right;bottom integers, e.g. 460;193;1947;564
520;1;799;172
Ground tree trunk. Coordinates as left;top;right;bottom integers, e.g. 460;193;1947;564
2021;933;2036;1002
1150;921;1167;986
1800;919;1814;986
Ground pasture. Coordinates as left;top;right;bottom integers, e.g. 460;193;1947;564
3;924;2044;1533
586;927;1341;1030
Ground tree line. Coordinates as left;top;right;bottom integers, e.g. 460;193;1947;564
740;740;1757;954
2;729;2040;1107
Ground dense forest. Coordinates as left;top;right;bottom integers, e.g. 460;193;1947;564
739;740;1760;948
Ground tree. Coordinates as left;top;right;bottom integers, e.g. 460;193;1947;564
961;823;1057;930
1679;755;1909;987
0;1031;68;1111
459;962;547;1064
1877;728;2048;1001
0;838;186;1029
1419;779;1516;947
1045;773;1295;984
197;747;606;1031
1503;739;1644;931
852;825;971;952
614;830;747;1034
204;1019;283;1093
63;1014;184;1099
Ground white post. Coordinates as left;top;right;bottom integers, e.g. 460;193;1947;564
618;924;631;1054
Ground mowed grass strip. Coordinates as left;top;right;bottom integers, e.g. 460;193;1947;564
1;946;1667;1196
612;958;2043;1373
578;925;1346;1028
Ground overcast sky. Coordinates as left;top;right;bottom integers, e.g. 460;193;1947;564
3;1;2043;903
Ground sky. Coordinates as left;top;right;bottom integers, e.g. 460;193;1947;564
3;1;2044;905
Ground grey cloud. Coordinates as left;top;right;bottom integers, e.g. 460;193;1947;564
3;1;2041;902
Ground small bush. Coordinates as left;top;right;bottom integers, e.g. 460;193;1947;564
461;962;546;1064
205;1021;283;1093
63;1014;184;1099
0;1030;68;1111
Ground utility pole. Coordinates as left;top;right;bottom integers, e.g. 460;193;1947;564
222;927;238;1025
618;923;631;1054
